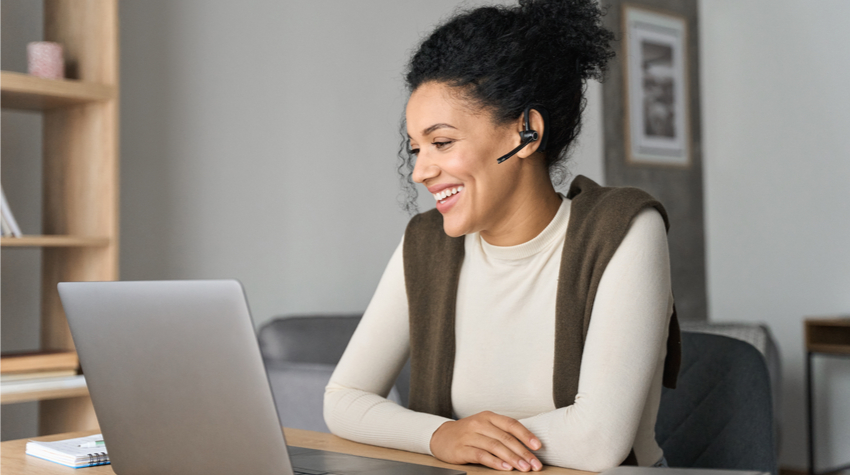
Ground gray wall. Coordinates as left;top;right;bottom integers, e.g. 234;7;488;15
700;1;850;468
118;0;604;326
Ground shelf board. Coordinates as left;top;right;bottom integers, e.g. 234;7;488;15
1;376;88;404
805;317;850;327
805;317;850;355
1;351;79;374
1;235;111;248
1;70;116;110
807;343;850;356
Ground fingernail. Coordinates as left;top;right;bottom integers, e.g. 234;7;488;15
519;460;531;471
531;459;542;470
530;438;541;450
502;462;512;470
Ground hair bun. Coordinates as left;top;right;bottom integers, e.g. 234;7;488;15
517;0;614;81
399;0;615;213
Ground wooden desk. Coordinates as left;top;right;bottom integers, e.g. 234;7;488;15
1;428;591;474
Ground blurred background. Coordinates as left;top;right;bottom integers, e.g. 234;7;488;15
2;1;849;472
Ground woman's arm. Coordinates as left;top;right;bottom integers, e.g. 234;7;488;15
323;238;452;455
518;207;673;471
325;238;543;472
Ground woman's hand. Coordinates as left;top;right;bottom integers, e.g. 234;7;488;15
430;411;543;471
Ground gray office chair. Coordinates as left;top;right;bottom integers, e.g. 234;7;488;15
259;314;363;365
258;314;410;432
655;331;777;475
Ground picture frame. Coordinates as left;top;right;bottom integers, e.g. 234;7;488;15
622;5;691;167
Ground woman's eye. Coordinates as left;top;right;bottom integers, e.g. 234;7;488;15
433;141;453;149
407;147;420;156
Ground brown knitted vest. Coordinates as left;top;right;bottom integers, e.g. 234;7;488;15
403;175;681;465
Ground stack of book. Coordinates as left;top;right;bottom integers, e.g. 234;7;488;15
0;351;85;401
26;433;110;468
1;185;23;237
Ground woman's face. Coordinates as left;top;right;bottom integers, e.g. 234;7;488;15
407;81;523;238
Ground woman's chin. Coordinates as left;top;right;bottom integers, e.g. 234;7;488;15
441;219;468;238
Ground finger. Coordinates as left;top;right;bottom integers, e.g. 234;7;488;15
465;447;515;471
490;414;542;451
487;416;543;470
469;433;533;472
479;426;539;470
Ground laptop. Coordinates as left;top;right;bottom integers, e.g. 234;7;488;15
58;280;464;475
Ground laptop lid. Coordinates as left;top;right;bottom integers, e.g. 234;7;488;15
59;280;294;475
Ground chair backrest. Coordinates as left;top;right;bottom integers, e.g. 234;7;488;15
257;314;412;432
258;314;364;365
656;331;776;475
258;314;412;405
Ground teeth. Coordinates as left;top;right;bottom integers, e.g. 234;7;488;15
433;186;464;203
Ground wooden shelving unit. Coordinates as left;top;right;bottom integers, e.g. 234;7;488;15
0;0;119;436
0;71;115;110
805;317;850;355
1;236;110;248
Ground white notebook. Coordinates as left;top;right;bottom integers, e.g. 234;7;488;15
26;434;110;469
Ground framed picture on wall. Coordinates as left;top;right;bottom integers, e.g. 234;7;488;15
623;5;690;167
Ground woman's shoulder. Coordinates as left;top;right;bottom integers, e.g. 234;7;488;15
566;175;670;233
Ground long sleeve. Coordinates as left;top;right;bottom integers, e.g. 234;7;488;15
325;204;672;470
517;208;672;471
323;238;452;454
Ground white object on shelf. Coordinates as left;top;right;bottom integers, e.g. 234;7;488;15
0;374;86;395
1;370;78;382
27;41;65;79
0;185;23;237
1;212;12;236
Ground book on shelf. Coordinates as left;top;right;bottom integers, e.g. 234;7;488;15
0;350;79;374
0;185;23;237
1;212;12;236
1;369;78;382
26;433;110;468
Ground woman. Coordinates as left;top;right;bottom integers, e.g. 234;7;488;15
323;0;680;472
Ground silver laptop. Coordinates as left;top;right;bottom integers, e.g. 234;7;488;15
59;280;464;475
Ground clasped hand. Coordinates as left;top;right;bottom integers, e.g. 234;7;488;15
430;411;543;472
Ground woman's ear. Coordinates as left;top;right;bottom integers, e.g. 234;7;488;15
516;108;546;159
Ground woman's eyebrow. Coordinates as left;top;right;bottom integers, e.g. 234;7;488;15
421;123;457;136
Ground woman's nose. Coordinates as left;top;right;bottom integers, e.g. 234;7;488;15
411;152;439;184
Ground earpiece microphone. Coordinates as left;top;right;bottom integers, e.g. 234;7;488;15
496;104;549;164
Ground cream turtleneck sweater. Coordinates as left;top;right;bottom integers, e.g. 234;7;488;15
324;196;673;471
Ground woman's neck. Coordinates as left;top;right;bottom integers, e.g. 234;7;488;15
479;169;562;247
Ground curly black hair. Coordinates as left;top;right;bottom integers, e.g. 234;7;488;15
397;0;615;214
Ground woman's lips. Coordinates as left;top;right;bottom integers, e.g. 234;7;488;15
435;186;463;213
432;185;463;202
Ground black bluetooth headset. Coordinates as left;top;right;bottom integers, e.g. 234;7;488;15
496;104;550;164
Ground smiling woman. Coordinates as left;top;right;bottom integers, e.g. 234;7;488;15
323;0;681;472
406;82;560;244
